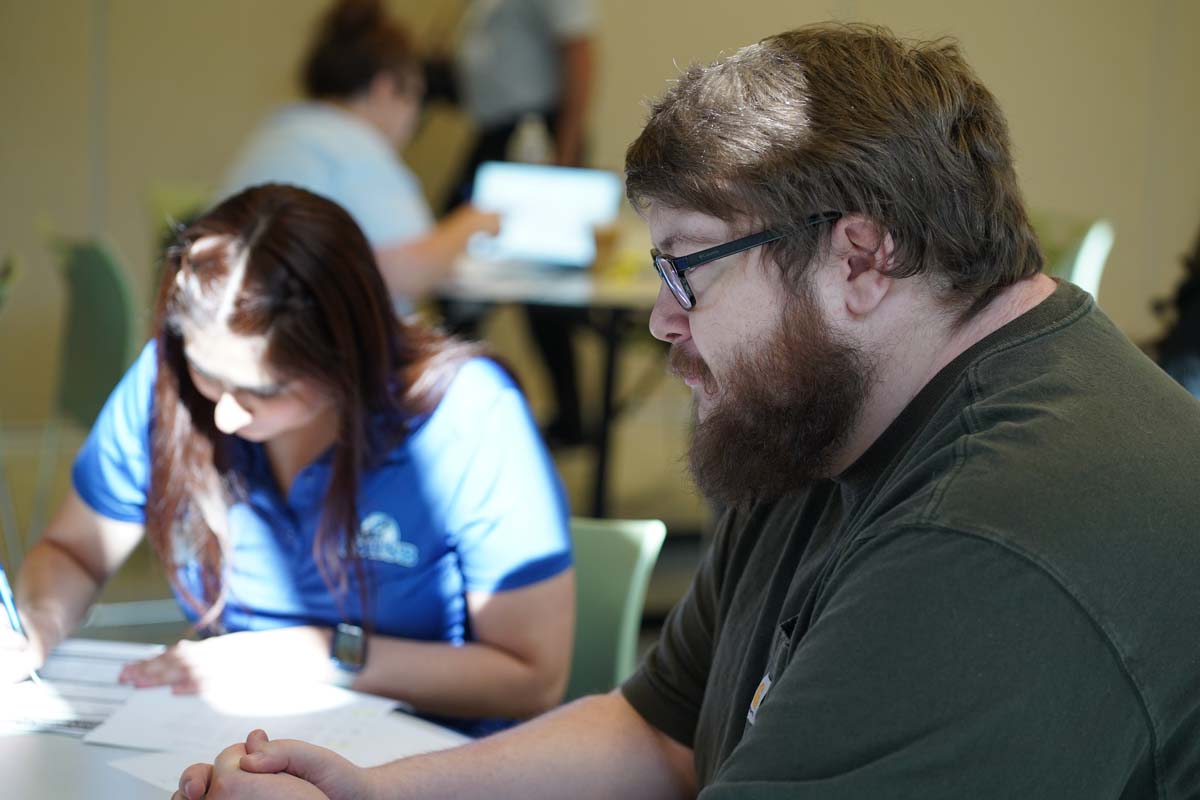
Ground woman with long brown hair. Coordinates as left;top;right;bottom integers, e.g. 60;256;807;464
2;184;574;736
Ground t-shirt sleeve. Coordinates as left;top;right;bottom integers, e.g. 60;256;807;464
218;112;433;250
699;527;1149;798
218;131;333;206
620;508;739;748
438;360;571;593
334;160;433;249
538;0;595;38
71;341;157;523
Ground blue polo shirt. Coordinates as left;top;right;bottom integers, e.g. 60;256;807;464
72;342;571;735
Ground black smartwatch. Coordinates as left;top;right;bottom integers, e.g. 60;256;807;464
329;622;367;687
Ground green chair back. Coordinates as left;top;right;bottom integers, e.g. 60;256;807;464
564;517;666;701
53;239;139;429
1030;212;1115;299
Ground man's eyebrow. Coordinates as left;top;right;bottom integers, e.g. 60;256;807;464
658;231;722;255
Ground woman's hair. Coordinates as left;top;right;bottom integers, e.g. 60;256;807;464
148;183;484;628
301;0;418;100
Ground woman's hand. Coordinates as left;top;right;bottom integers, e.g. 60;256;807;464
119;637;219;693
174;729;375;800
0;625;42;685
119;627;332;693
446;204;502;239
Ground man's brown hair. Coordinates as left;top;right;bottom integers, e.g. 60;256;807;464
625;23;1043;318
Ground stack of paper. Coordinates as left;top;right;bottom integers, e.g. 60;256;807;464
4;637;472;793
0;638;163;736
85;680;470;792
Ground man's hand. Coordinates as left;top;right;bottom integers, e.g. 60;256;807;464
173;729;376;800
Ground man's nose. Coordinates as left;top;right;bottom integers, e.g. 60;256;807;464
649;283;690;344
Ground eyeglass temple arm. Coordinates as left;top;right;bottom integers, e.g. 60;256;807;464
673;212;841;272
672;230;782;272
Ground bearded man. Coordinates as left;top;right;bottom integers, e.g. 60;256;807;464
176;23;1200;799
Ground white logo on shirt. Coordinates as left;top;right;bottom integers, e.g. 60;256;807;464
353;512;419;567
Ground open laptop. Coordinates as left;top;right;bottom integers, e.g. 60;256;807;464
467;161;623;269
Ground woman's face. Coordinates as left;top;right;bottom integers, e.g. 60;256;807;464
378;70;424;147
182;324;334;443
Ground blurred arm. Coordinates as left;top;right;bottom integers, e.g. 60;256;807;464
122;570;574;721
16;489;143;661
353;569;575;719
375;205;500;299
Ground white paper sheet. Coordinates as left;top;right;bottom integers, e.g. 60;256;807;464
110;711;470;793
0;638;164;735
37;638;164;685
86;681;469;764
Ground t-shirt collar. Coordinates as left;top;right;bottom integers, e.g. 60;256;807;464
836;279;1093;497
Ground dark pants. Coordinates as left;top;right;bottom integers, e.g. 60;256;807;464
443;110;587;443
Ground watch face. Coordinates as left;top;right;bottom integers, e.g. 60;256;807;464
332;622;366;671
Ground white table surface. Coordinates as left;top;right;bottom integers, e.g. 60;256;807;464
0;637;467;799
0;731;167;799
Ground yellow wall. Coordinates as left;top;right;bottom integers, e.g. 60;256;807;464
1;0;1198;421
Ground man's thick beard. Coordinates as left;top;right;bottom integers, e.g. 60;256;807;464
675;293;875;508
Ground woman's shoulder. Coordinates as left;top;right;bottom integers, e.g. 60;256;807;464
437;357;521;418
406;357;527;446
453;355;517;390
258;103;386;155
120;339;160;401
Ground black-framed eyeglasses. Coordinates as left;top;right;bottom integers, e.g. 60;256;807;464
651;211;842;311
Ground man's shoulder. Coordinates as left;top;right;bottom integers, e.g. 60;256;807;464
881;285;1200;538
840;300;1200;772
938;294;1200;537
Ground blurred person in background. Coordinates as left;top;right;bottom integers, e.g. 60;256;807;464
219;0;499;312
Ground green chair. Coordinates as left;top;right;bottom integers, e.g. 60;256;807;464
21;238;182;635
24;239;140;565
1031;212;1115;299
49;238;140;431
564;517;666;702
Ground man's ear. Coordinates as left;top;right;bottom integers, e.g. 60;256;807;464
834;215;896;317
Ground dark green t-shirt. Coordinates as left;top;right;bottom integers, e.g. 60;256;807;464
623;282;1200;798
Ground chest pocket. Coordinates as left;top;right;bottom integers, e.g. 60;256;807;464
745;614;799;728
351;512;419;567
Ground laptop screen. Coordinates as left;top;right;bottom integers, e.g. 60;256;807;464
468;162;623;268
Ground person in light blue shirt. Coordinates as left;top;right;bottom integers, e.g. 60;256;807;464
221;102;434;252
220;0;498;307
8;184;574;737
